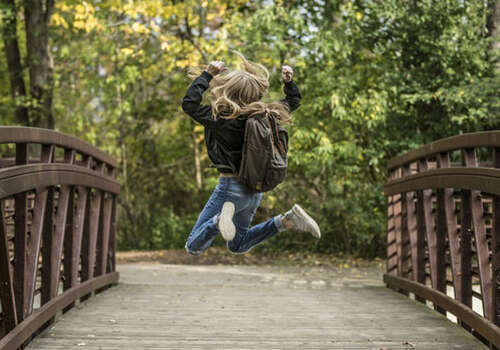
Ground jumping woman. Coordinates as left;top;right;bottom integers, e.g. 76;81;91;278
182;52;321;256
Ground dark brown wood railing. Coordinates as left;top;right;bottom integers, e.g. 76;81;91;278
384;131;500;348
0;127;120;349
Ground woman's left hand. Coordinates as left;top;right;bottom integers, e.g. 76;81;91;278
282;65;293;82
206;61;227;76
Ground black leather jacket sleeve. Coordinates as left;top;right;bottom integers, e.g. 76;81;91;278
281;80;302;113
181;71;218;127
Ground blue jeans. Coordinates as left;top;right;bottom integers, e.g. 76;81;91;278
185;177;286;255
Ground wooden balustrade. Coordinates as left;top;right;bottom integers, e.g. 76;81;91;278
0;127;120;350
385;131;500;348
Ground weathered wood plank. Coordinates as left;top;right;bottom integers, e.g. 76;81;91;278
0;201;17;332
95;195;112;276
14;143;28;322
436;152;462;302
416;159;444;306
387;194;396;275
25;145;54;315
460;189;473;310
493;147;500;327
64;187;88;289
41;189;54;306
394;196;403;276
107;196;117;273
400;167;411;280
81;190;102;294
25;264;489;350
25;188;48;315
415;160;431;293
402;164;424;292
463;148;493;321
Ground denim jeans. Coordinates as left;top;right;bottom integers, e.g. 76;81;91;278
185;177;286;255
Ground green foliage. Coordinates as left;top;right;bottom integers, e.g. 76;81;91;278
1;0;498;257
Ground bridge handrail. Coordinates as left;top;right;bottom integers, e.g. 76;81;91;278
387;130;500;170
384;130;500;348
0;127;118;169
0;127;120;349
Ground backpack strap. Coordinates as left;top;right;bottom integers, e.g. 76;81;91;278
267;115;286;154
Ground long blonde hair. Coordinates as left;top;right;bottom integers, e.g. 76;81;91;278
189;51;292;125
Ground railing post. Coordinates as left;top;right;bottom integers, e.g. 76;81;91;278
436;152;462;302
459;151;473;313
493;147;500;327
25;145;54;316
108;194;117;273
463;148;493;321
400;166;411;282
416;158;446;313
414;160;429;290
403;163;424;302
387;170;397;275
14;143;28;322
0;201;17;333
392;168;404;278
81;160;104;301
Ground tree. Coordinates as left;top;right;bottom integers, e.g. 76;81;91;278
1;0;29;125
0;0;55;128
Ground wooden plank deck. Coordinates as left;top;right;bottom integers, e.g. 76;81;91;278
27;263;487;349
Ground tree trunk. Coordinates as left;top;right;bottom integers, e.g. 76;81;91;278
489;0;500;70
1;0;29;125
24;0;55;129
191;121;202;189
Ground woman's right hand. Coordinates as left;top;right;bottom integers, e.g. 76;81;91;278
206;61;227;76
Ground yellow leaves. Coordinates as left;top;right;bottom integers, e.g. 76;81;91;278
149;21;161;34
176;51;203;68
119;46;145;60
55;1;101;33
330;93;339;109
131;22;150;35
195;133;205;144
355;12;363;21
458;90;464;98
193;125;204;133
120;48;135;57
51;13;68;29
320;135;332;148
56;3;71;12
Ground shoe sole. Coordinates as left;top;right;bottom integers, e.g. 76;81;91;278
219;201;236;241
292;204;321;239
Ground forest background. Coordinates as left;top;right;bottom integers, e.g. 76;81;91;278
0;0;499;258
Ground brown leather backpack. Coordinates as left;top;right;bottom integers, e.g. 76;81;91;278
237;114;288;192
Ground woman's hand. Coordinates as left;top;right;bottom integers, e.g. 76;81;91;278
282;65;293;82
206;61;227;76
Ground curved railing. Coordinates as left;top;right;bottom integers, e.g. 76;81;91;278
384;131;500;348
0;127;120;349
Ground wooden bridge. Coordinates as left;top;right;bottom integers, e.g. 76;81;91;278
0;127;499;349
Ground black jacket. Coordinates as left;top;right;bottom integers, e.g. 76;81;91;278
181;71;302;174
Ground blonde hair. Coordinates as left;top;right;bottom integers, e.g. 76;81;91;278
188;51;292;125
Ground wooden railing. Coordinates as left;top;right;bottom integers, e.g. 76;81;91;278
0;127;120;349
384;131;500;348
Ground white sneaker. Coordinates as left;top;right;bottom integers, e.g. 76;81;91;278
283;204;321;239
219;201;236;241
